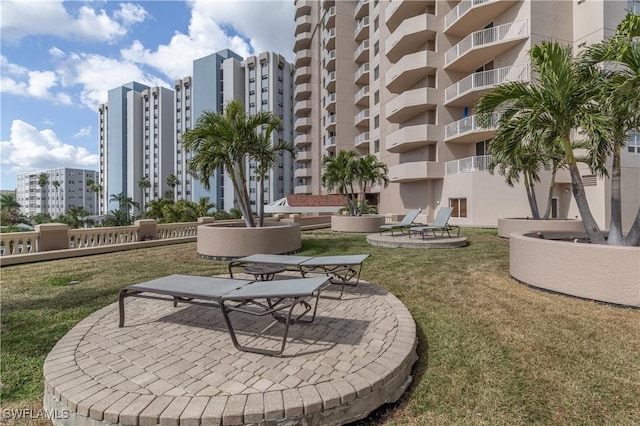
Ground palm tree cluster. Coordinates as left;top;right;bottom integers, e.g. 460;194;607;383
0;194;22;225
476;13;640;246
182;99;294;227
321;150;389;216
143;197;221;223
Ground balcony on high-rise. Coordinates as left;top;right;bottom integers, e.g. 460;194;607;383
295;167;312;178
294;134;312;147
324;5;336;27
323;28;336;50
444;113;499;143
294;31;312;51
385;87;436;122
324;71;336;91
294;100;313;117
355;109;370;126
355;40;370;63
355;0;369;19
294;0;312;19
326;49;337;71
389;161;444;183
324;93;337;112
385;12;436;63
355;63;370;84
325;114;337;130
295;14;312;35
294;66;312;84
445;20;529;72
294;83;312;101
444;63;530;106
296;150;312;162
354;132;370;148
295;117;312;132
355;16;369;41
444;0;518;36
385;124;438;153
445;155;493;175
295;49;311;67
385;0;435;32
385;50;436;93
354;86;370;106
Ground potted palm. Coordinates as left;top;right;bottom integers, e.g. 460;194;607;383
182;99;300;258
477;16;640;307
322;150;389;233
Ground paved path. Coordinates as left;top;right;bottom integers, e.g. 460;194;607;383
43;274;417;425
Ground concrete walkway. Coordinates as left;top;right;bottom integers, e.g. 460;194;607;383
367;233;468;248
43;274;417;425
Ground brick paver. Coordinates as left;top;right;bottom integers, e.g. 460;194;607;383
43;276;417;425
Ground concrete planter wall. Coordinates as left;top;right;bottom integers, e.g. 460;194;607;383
331;214;386;233
197;222;301;260
498;218;584;238
510;232;640;307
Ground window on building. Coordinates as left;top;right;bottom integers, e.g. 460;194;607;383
628;134;640;154
374;90;379;105
450;198;467;218
374;65;379;80
374;139;379;153
374;16;379;31
374;115;379;129
374;41;379;56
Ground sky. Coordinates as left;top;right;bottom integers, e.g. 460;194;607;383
0;0;296;190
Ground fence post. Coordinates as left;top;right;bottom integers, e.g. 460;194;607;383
198;217;216;224
35;223;69;251
136;219;157;241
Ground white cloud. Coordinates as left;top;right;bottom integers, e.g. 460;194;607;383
0;120;99;176
0;56;72;104
120;0;295;80
73;126;92;139
0;0;147;43
52;50;169;110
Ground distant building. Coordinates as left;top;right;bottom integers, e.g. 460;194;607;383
100;49;295;215
16;168;99;217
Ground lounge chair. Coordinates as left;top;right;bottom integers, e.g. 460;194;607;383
409;207;460;239
228;254;370;298
119;274;329;356
379;209;422;235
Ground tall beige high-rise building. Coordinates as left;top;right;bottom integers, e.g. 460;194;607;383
293;0;640;228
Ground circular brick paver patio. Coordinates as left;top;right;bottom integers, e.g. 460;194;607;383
43;276;417;426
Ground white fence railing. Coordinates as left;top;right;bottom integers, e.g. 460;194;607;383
445;63;530;102
445;113;500;139
444;0;490;29
446;155;493;175
445;20;528;65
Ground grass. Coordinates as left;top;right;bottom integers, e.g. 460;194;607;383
1;229;639;425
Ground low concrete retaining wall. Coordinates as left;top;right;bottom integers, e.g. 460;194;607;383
197;222;302;260
498;218;584;238
331;215;386;233
510;232;640;307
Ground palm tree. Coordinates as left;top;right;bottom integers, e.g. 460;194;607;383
252;131;295;226
353;154;389;216
109;192;140;225
0;194;21;224
476;40;611;245
66;206;90;229
137;175;151;212
321;150;359;216
144;198;174;222
166;174;180;200
38;173;49;216
182;99;289;227
194;197;215;219
104;209;130;227
582;13;640;246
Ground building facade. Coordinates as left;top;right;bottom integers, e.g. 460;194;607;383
16;168;99;218
100;50;295;215
293;0;640;229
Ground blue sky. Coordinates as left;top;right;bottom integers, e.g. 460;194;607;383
0;0;295;190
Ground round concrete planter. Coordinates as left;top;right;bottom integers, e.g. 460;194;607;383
510;232;640;307
331;214;386;233
197;222;301;260
498;218;584;238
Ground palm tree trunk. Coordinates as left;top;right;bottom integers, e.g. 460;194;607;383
231;165;255;227
623;206;640;246
524;173;541;219
607;143;624;245
568;163;607;244
542;169;557;220
257;173;265;227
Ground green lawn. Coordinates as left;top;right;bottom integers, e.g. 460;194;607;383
1;229;639;425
